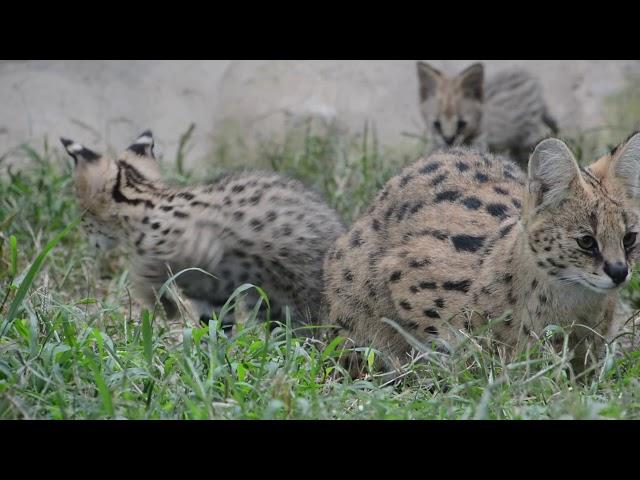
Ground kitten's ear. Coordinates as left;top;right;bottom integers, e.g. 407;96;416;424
417;61;442;102
458;63;483;101
527;138;582;210
608;132;640;199
126;130;155;158
60;138;101;166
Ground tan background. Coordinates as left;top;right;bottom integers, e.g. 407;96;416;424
1;60;639;165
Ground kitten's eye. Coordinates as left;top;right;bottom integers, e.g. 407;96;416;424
457;120;467;132
433;120;442;132
623;232;637;249
576;235;596;250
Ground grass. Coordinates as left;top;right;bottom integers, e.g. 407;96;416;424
2;104;640;419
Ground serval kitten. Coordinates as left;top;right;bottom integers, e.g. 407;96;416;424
61;131;345;334
417;61;558;168
325;133;640;376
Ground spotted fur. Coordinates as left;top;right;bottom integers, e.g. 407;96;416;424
324;134;640;375
61;131;346;334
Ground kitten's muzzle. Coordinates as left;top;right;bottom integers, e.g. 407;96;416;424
603;261;629;286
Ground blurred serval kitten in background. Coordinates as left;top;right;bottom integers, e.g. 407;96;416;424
417;61;558;168
61;131;345;336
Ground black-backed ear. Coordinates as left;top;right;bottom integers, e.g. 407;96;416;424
458;63;484;101
127;130;155;158
527;138;582;210
417;61;442;102
609;132;640;199
60;138;101;165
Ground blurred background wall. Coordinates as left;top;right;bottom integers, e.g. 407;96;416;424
1;60;639;165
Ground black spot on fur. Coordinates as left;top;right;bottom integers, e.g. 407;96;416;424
410;202;425;215
174;211;189;218
547;258;566;269
500;223;514;238
409;258;430;268
435;190;461;203
511;198;522;209
474;172;489;183
451;234;486;253
410;286;419;294
486;203;509;219
151;222;161;230
419;281;437;290
396;203;410;221
424;326;438;335
462;196;482;210
399;300;412;311
420;162;441;174
233;211;245;221
493;186;509;196
456;162;470;172
430;173;448;186
435;298;445;308
265;211;277;222
424;309;440;319
344;270;353;282
250;219;264;231
350;230;363;248
231;184;245;193
160;206;173;212
399;174;414;187
443;280;471;293
280;224;293;236
372;219;381;231
134;233;145;247
177;192;195;201
390;271;402;283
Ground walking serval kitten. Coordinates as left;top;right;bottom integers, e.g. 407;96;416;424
417;61;558;168
61;131;345;334
325;133;640;375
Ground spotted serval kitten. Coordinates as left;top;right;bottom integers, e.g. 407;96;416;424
325;133;640;375
417;61;558;168
61;131;345;334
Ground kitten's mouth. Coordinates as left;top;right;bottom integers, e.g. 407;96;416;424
579;278;624;293
558;275;624;293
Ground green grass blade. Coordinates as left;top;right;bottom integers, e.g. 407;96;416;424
1;217;80;337
142;310;153;368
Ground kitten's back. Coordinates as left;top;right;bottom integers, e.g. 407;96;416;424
483;67;557;155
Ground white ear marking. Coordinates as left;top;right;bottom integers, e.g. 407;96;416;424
60;137;101;164
127;130;155;158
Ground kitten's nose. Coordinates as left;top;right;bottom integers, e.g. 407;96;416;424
604;261;628;285
443;136;455;146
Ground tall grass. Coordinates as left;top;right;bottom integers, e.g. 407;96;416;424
1;103;640;419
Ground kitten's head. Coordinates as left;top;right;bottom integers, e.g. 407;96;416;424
417;62;484;148
61;130;161;250
522;133;640;293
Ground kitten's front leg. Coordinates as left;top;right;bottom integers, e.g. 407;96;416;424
129;261;201;330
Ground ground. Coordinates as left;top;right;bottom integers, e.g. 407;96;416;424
2;115;640;420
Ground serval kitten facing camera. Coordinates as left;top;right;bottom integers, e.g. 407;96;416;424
325;133;640;376
417;61;558;168
61;131;345;335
